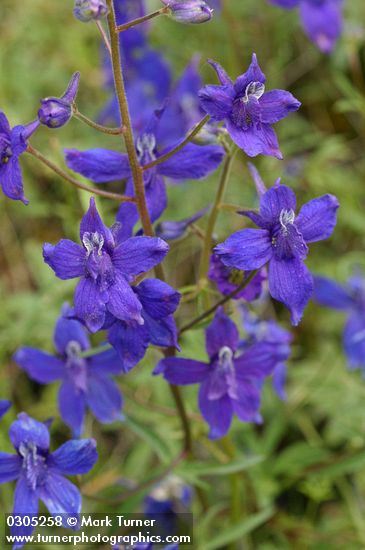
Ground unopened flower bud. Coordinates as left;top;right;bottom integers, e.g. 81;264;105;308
162;1;213;24
73;0;108;23
38;72;80;129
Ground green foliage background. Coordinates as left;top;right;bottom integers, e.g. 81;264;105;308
1;0;365;548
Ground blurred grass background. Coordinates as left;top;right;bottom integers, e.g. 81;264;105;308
1;0;365;548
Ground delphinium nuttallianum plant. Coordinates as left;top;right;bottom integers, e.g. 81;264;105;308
3;0;365;548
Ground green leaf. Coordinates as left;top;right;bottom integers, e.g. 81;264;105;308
202;507;274;550
272;443;330;476
310;451;365;480
124;414;172;464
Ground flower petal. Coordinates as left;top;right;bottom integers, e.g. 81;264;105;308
232;378;262;421
144;313;179;349
39;472;81;515
0;111;11;135
272;363;287;401
14;348;64;383
215;228;272;271
158;143;224;180
343;312;365;370
268;256;314;325
234;53;266;96
113;237;169;278
0;400;11;419
108;321;150;372
260;183;296;223
10;413;50;452
207;59;233;86
75;277;108;333
80;197;114;247
11;475;38;539
0;156;28;204
198;380;233;439
0;453;21;483
154;358;210;385
235;341;281;378
116;174;168;237
205;308;239;358
88;347;124;375
296;194;339;243
106;273;144;324
43;240;85;280
134;279;180;319
65;148;131;182
49;439;98;475
313;276;353;310
58;381;86;437
155;207;209;241
54;304;90;355
199;84;234;121
226;120;283;159
87;374;124;423
299;0;342;53
260;90;301;124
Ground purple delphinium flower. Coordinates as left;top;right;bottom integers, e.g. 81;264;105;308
107;277;181;370
14;304;125;437
0;400;11;419
38;72;80;129
0;413;97;543
240;307;292;400
144;476;192;536
0;115;39;204
268;0;343;53
314;274;365;371
43;197;169;332
73;0;108;22
162;0;213;24
208;253;267;301
155;207;209;241
215;181;339;325
199;54;301;159
65;112;224;238
154;308;282;439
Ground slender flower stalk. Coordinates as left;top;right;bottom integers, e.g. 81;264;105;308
142;114;211;171
73;107;126;135
115;7;169;33
26;145;135;202
106;0;154;237
179;269;258;335
198;144;238;284
95;19;112;55
106;0;192;454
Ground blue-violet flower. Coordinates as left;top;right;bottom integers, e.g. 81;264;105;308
215;182;339;325
43;198;169;332
199;54;301;158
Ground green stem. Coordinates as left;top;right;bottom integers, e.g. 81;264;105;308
73;108;126;135
26;145;135;203
115;7;169;33
142;115;211;172
198;146;238;283
79;343;112;358
106;0;192;455
179;270;258;335
106;0;154;237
